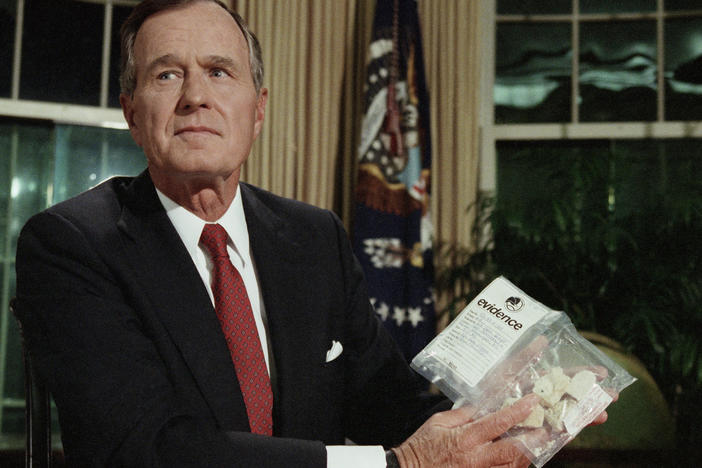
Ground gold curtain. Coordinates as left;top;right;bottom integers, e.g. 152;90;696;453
235;0;481;250
235;0;365;212
419;0;481;249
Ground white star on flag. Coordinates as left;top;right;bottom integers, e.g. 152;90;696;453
375;301;389;322
392;306;406;326
407;307;424;327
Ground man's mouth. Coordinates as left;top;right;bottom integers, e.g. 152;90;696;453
175;126;219;136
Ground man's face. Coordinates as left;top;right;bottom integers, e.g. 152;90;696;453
120;2;266;190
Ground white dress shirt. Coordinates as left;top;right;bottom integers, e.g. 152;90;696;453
155;185;386;468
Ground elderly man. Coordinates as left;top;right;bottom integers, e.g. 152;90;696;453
15;0;589;466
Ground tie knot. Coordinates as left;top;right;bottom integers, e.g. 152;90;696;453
200;223;229;259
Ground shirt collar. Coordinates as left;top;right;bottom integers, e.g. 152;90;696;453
155;185;251;267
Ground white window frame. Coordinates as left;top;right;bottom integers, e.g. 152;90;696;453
0;0;141;130
479;0;702;193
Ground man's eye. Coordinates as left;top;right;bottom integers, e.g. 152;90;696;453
157;71;177;80
211;69;227;78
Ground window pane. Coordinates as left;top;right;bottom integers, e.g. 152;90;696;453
11;123;54;254
20;0;103;105
495;140;610;317
53;125;145;204
608;140;665;220
102;127;145;176
579;0;655;14
497;0;571;15
0;0;16;97
497;140;608;237
665;17;702;121
580;21;657;122
495;23;571;123
495;138;702;329
665;0;702;11
0;121;11;250
0;120;53;292
53;126;104;203
108;5;134;108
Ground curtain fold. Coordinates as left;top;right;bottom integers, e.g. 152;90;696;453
235;0;481;250
419;0;480;249
236;0;360;211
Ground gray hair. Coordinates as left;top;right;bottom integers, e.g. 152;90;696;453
119;0;264;96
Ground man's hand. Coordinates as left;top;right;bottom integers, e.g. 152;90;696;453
392;394;541;468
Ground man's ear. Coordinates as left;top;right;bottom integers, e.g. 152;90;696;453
253;88;268;139
120;93;142;147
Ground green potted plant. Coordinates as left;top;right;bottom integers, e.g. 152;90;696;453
435;176;701;464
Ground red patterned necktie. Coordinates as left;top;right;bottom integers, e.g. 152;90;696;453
200;223;273;435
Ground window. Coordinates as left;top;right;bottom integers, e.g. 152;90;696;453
479;0;701;458
0;0;137;126
0;0;141;446
492;0;702;127
21;0;105;105
480;0;702;189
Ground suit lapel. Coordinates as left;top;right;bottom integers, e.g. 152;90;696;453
113;175;331;436
240;184;330;437
116;172;249;430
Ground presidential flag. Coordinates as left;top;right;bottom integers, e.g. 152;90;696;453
353;0;434;361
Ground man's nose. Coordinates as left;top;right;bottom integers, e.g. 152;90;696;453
178;73;212;111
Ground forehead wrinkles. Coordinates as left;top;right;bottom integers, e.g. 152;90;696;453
133;4;249;77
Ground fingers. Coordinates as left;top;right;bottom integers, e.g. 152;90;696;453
491;428;549;468
522;335;549;361
589;410;608;426
511;426;549;449
430;404;479;428
396;395;542;468
472;437;531;468
589;388;618;426
605;388;619;402
564;365;608;380
461;394;540;447
498;336;549;378
482;335;551;393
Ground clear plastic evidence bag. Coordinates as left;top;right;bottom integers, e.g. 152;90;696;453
411;276;636;467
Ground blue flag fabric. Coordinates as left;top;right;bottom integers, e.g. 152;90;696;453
353;0;434;361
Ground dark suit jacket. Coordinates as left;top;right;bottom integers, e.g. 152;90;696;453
15;171;445;467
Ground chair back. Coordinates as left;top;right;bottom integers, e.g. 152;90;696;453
10;298;52;468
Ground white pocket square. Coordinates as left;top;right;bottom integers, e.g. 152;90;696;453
325;340;343;363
